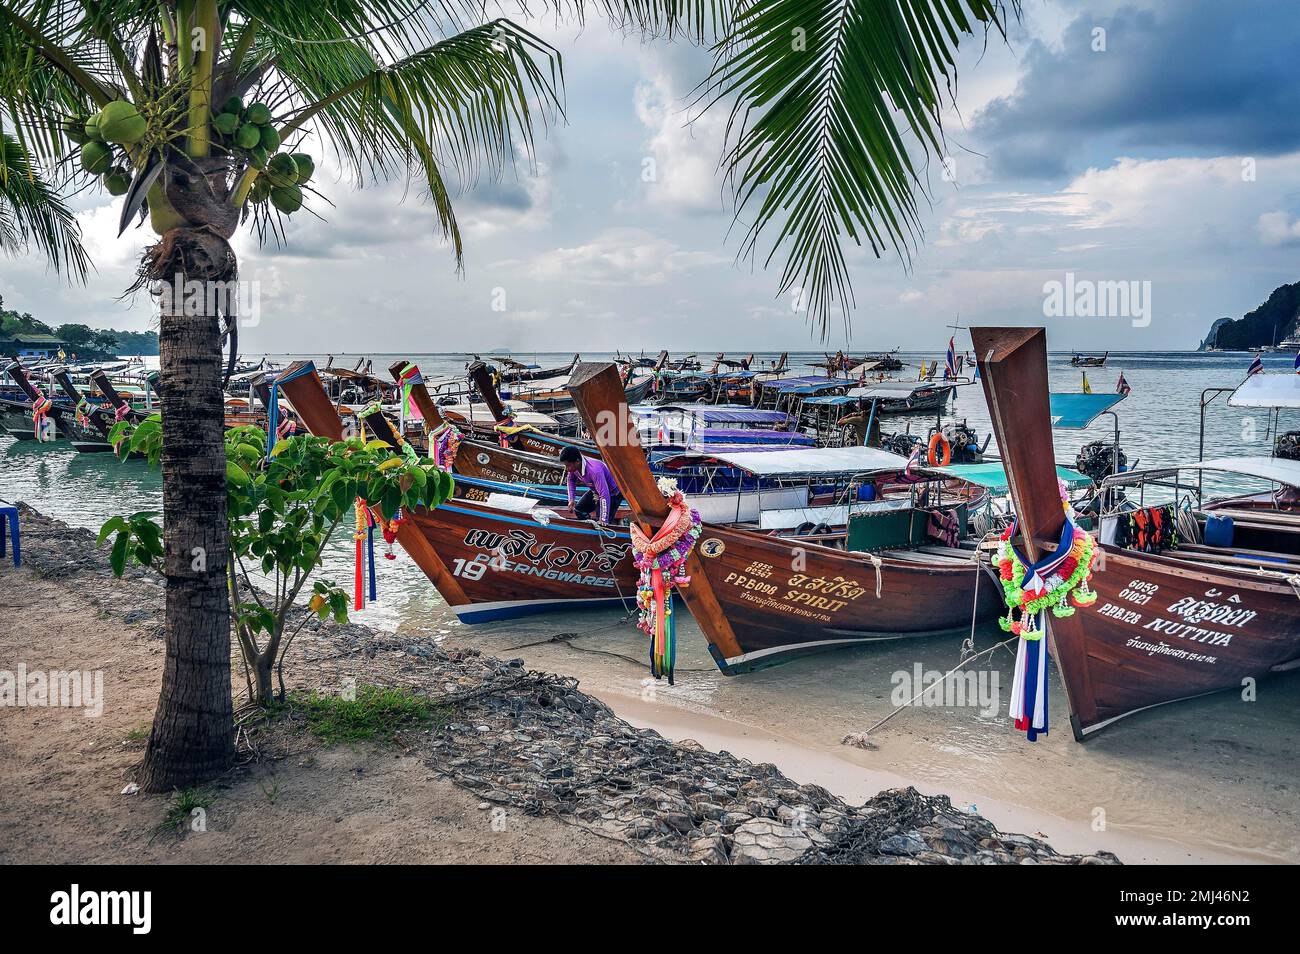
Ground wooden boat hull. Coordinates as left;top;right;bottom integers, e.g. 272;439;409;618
1045;545;1300;737
685;525;999;672
407;498;638;622
453;440;568;485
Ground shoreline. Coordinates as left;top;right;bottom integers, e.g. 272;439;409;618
593;689;1266;865
1;504;1118;865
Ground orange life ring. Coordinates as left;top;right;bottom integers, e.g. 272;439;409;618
927;432;951;467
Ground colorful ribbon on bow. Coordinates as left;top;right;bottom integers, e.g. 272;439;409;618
354;498;378;610
31;389;54;441
428;420;461;470
629;483;702;683
396;363;424;422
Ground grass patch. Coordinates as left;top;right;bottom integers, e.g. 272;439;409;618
292;685;446;745
149;788;214;842
123;725;149;745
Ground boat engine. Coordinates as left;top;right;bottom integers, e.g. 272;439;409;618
1275;431;1300;461
880;431;922;457
1075;440;1127;483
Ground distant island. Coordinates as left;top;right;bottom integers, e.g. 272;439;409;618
0;295;158;360
1200;281;1300;350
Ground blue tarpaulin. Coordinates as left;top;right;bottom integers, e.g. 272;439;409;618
1048;392;1125;429
936;463;1094;493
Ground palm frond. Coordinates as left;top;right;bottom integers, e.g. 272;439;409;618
0;129;90;279
709;0;1012;337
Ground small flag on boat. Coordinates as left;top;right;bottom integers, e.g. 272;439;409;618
1081;371;1092;394
944;337;957;379
1248;354;1264;376
1116;372;1131;395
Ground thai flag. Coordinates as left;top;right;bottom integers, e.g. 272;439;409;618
944;336;957;379
1116;372;1131;395
1248;354;1264;376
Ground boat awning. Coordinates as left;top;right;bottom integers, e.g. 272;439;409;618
1048;392;1125;429
799;395;861;407
1180;456;1300;488
763;375;846;393
935;462;1094;494
671;445;912;477
1228;373;1300;408
631;405;793;426
845;380;940;400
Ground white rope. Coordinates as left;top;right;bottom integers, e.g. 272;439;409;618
865;552;882;598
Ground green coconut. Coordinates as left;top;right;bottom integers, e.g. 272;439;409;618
266;152;299;187
81;140;113;175
249;177;273;203
248;146;269;170
246;102;272;126
223;95;245;116
258;125;281;152
289;153;315;183
270;183;302;214
235;123;262;149
61;116;90;145
105;167;132;196
84;110;104;142
212;112;240;136
98;100;147;145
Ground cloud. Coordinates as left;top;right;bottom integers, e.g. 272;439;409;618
516;227;727;286
1257;211;1300;247
972;1;1300;178
631;47;729;215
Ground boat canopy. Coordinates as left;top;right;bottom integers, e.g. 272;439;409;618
672;445;912;477
1048;392;1125;429
630;405;793;426
935;462;1093;494
1227;372;1300;409
1181;455;1300;488
762;375;849;393
845;380;947;400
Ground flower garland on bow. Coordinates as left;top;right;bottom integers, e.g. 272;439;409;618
396;362;424;422
354;498;377;610
629;477;702;684
996;484;1098;741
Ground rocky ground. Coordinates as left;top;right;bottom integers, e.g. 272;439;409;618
1;504;1119;865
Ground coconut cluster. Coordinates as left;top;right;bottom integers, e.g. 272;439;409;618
212;97;314;214
64;100;146;196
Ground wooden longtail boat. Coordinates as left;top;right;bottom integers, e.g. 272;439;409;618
273;360;641;623
49;366;118;452
3;361;76;442
496;353;580;383
974;327;1300;738
569;362;999;672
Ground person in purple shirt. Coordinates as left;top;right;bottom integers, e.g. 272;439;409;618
560;446;623;523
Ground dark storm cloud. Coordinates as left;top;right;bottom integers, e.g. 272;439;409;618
973;1;1300;178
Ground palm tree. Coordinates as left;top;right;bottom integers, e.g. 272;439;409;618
0;0;564;791
0;129;89;278
0;0;1010;791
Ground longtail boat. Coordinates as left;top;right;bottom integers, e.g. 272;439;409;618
975;327;1300;739
568;361;1000;672
3;361;76;442
1069;351;1109;367
273;360;640;623
49;366;120;452
495;353;580;383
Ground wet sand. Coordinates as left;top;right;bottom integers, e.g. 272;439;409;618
416;604;1300;865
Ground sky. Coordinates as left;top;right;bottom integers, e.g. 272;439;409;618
4;0;1300;353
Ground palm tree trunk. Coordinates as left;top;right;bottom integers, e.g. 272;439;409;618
138;272;234;791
